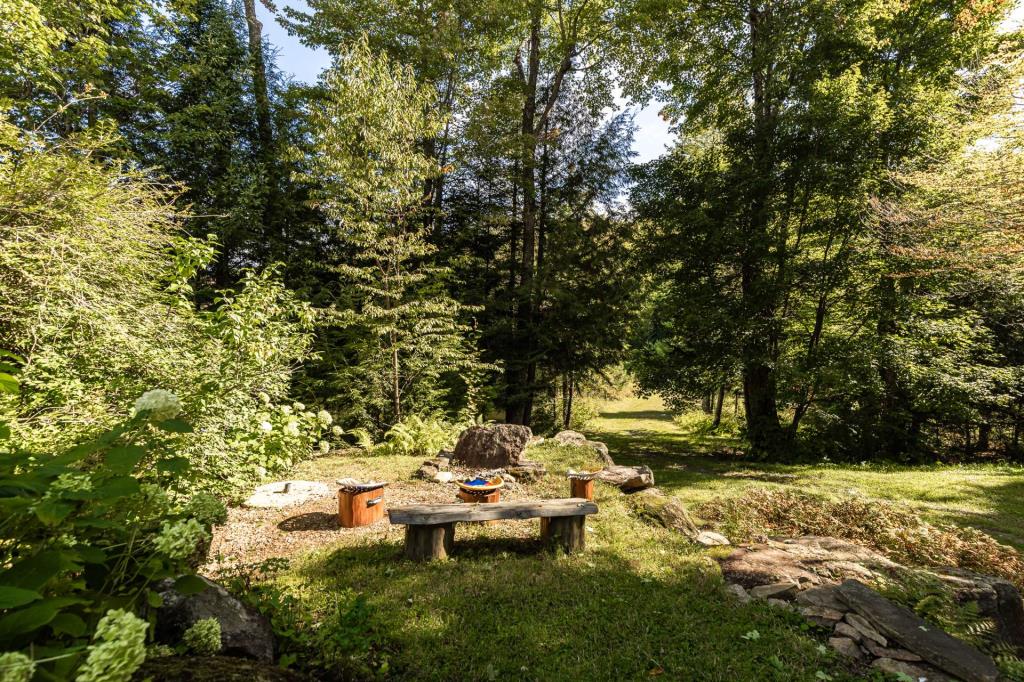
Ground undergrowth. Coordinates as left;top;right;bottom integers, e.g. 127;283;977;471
698;488;1024;588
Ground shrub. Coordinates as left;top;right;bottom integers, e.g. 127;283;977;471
372;415;459;458
698;488;1024;588
0;117;333;494
182;618;222;656
0;384;214;679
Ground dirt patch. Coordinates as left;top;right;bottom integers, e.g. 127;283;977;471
203;474;540;572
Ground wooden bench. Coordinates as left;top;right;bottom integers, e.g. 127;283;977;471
388;498;598;561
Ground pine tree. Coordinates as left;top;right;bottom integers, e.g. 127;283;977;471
307;38;487;429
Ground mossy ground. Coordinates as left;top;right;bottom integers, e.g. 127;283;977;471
238;394;1024;680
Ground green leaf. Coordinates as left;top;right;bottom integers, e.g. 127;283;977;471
156;419;192;433
50;612;87;637
0;587;42;609
105;445;146;474
158;457;190;474
94;476;141;499
3;551;76;590
34;499;73;525
0;600;62;639
173;575;209;595
0;422;9;440
147;590;164;608
0;372;18;395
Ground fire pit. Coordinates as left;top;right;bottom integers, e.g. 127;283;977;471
456;476;504;504
336;478;387;528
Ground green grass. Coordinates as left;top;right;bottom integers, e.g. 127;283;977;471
590;395;1024;549
247;394;1024;680
268;441;848;680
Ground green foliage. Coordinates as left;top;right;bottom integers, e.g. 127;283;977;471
0;386;210;679
0;117;326;493
307;38;489;430
373;415;459;458
182;617;222;656
216;559;389;677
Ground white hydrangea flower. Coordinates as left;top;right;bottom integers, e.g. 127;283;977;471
152;519;208;561
257;392;271;405
132;389;182;422
75;609;147;682
280;405;292;415
283;419;300;437
318;440;330;454
182;618;221;656
331;425;343;437
317;410;333;426
259;420;273;433
0;652;35;682
292;402;306;412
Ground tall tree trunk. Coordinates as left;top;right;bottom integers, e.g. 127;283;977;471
242;0;280;258
712;384;726;428
741;2;784;456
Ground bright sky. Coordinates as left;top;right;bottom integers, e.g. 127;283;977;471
260;0;1024;164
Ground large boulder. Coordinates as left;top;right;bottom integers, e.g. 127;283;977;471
631;488;699;538
936;567;1024;656
452;424;532;469
553;431;614;466
155;577;275;662
594;465;654;492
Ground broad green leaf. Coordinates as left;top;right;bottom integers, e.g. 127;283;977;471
158;457;189;474
0;372;18;395
49;612;87;637
104;445;146;474
34;499;73;525
94;476;141;499
0;587;42;609
173;574;209;595
146;590;164;608
156;419;192;433
2;551;76;590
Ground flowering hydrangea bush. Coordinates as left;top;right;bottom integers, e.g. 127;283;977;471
182;618;222;656
131;389;182;422
0;652;34;682
0;387;224;680
75;609;148;682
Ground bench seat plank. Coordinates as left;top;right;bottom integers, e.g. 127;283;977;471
389;498;597;525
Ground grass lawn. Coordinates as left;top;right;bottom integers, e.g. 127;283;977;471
591;395;1024;550
221;395;1024;680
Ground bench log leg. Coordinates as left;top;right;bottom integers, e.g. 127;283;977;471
405;522;455;561
541;516;586;553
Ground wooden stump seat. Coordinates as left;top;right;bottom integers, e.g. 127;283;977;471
388;498;598;561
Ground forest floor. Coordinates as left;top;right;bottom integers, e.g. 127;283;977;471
205;395;1024;680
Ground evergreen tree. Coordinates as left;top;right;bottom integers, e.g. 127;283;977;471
306;39;487;429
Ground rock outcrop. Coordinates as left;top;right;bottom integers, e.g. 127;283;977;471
594;464;654;492
451;424;532;469
553;430;614;465
155;577;275;662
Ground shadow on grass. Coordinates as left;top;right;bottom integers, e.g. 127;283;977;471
597;410;676;421
288;541;842;681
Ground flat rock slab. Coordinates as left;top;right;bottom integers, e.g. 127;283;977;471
719;536;897;590
837;579;1000;682
243;481;331;509
595;465;654;492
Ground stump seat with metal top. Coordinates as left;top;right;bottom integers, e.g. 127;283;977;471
388;498;598;561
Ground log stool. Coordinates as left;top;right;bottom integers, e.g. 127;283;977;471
336;479;387;528
567;470;598;501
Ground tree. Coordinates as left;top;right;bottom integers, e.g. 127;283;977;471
622;0;1017;456
306;39;487;429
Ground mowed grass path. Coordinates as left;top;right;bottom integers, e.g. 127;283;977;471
589;395;1024;549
